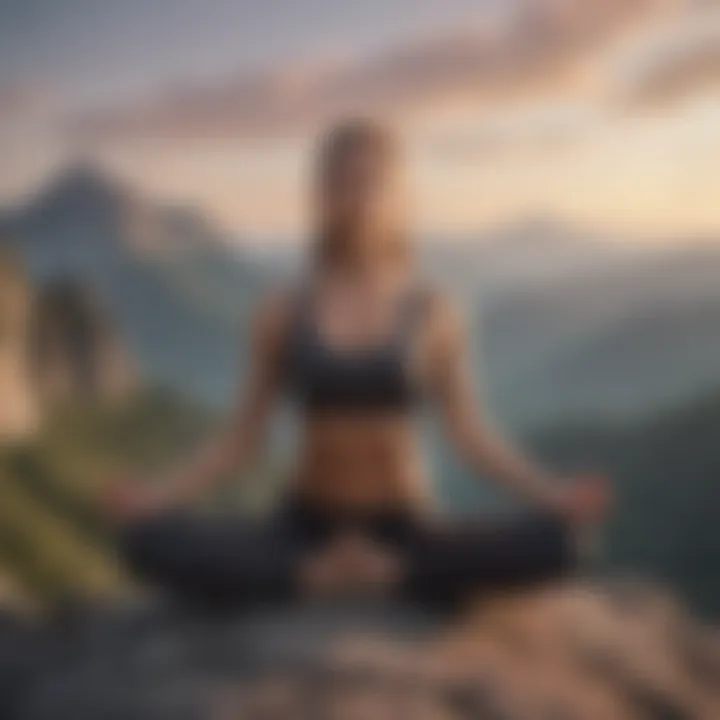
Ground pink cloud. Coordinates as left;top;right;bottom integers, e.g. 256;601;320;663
72;0;673;141
617;11;720;105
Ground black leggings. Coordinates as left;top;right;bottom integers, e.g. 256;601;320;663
120;498;574;609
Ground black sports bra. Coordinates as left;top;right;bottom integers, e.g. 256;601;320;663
283;284;430;413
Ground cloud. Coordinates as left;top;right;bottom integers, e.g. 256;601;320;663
613;8;720;106
422;104;600;162
71;0;673;142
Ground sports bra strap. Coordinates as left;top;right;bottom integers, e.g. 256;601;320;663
288;278;434;349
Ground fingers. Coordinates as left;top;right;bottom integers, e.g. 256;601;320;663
573;474;613;525
101;479;155;524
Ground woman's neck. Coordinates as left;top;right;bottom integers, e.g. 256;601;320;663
324;237;408;288
324;257;408;296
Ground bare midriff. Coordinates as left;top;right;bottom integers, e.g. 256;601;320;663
293;412;433;516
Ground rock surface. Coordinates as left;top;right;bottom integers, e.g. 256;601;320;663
0;244;137;438
1;581;719;720
31;280;137;408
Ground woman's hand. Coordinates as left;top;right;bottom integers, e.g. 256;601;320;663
549;474;613;526
101;478;171;524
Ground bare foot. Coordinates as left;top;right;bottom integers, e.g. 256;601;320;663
339;534;403;597
298;534;403;600
298;542;350;599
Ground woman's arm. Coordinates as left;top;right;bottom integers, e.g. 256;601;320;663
107;290;290;519
428;294;609;520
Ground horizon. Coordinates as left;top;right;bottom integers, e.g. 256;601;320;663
5;159;720;251
2;0;720;241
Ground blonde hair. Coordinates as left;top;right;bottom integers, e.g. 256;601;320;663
313;118;411;270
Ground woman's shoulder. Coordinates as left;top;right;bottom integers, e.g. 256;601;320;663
412;280;468;352
256;283;296;315
412;278;460;323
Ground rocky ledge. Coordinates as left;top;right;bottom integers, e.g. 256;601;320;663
1;581;718;720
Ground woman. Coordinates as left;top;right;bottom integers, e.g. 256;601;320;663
108;119;609;609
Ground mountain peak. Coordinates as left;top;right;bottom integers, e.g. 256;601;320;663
33;162;131;217
3;160;246;275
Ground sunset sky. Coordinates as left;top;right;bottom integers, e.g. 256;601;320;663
1;0;720;242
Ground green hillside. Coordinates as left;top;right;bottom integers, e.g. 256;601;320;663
0;389;217;602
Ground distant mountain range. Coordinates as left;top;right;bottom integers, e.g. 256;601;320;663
419;218;655;301
476;242;720;425
3;165;720;425
0;165;270;406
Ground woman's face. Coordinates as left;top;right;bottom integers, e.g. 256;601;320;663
319;140;405;252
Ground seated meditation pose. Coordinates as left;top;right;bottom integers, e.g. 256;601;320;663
106;119;610;609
